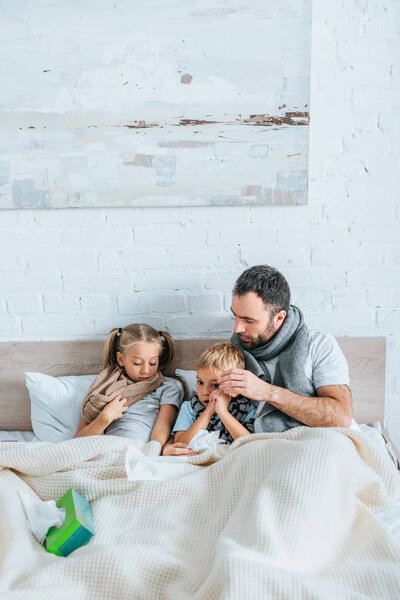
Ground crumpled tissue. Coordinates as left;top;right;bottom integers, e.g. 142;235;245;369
19;492;66;544
188;429;224;451
125;445;188;482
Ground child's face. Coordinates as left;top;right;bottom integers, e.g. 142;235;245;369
117;343;159;382
196;368;221;407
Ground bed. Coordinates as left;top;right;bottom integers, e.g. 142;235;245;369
0;338;400;598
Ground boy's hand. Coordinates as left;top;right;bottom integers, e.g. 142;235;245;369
102;394;129;422
211;390;231;415
204;397;217;416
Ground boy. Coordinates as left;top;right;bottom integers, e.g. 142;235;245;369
172;343;255;445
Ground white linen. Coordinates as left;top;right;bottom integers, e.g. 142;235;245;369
0;430;39;442
0;427;400;599
25;372;97;442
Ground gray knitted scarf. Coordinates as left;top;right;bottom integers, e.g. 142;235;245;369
232;305;313;433
190;392;255;443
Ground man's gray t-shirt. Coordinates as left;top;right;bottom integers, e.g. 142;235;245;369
105;376;184;442
254;330;350;418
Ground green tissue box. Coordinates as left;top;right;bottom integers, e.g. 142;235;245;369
46;488;94;557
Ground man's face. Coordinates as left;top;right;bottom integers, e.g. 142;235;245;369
231;292;286;349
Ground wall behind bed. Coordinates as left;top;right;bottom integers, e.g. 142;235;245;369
1;1;399;445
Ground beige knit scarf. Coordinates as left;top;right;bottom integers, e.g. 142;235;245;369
81;366;164;423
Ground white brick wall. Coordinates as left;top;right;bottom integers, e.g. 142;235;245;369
1;0;399;447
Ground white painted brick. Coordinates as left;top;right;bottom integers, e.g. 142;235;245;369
169;246;238;268
204;268;243;291
0;273;62;293
306;310;375;331
168;315;232;337
134;224;205;247
63;272;133;293
240;244;311;268
281;266;348;289
0;228;60;249
350;223;400;243
43;294;80;313
38;209;106;227
134;269;202;292
0;315;21;337
99;248;169;270
331;290;369;310
291;288;332;310
376;308;400;330
149;294;186;313
367;288;399;307
188;294;222;313
80;295;118;314
58;250;97;271
62;228;132;248
0;252;20;270
117;295;150;315
95;316;165;336
347;266;400;287
27;250;59;271
22;316;95;339
311;243;386;267
0;211;19;227
207;224;278;246
6;294;42;314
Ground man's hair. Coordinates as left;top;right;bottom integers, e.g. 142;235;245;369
233;265;290;313
197;343;245;372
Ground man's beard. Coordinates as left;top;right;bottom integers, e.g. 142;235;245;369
240;320;276;349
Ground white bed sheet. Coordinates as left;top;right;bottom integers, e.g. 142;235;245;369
0;430;39;442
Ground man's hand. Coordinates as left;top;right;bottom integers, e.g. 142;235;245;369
210;390;231;416
162;442;198;456
218;369;269;402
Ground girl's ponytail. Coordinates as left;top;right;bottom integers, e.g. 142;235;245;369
103;328;121;368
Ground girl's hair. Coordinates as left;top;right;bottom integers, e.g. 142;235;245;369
104;324;188;399
197;342;245;372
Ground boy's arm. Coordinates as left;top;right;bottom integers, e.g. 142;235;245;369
174;402;216;444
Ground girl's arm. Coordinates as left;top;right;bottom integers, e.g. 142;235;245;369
214;391;251;441
174;401;216;445
75;395;128;438
150;404;178;447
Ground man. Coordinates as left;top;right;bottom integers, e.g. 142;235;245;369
163;264;352;454
218;265;352;431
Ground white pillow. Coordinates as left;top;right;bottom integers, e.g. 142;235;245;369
25;372;97;442
175;369;197;398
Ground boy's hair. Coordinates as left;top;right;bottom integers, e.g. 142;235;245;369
197;343;245;373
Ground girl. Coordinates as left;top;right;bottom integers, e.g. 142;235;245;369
75;324;186;449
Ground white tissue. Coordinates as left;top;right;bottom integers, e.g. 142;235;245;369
19;492;66;544
125;446;188;482
188;429;224;451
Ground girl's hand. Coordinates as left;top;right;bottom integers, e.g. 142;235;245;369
204;397;217;416
102;394;129;422
211;390;231;416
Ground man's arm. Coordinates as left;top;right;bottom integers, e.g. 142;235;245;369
218;370;352;427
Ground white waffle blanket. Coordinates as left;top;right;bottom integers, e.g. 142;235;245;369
0;427;400;599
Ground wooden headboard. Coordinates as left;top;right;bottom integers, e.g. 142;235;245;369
0;337;386;431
